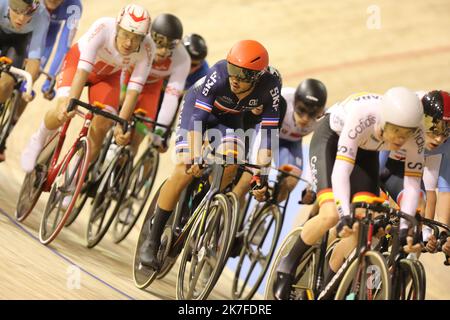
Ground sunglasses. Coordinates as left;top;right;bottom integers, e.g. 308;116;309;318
10;6;36;16
152;33;179;50
227;63;260;83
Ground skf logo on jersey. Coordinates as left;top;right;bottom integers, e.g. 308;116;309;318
202;71;218;96
269;87;280;111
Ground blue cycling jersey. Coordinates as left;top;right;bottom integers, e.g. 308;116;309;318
184;60;209;90
41;0;82;77
0;0;50;60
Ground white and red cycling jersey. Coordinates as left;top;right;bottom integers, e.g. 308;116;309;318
327;92;425;224
279;87;317;142
58;17;155;99
124;43;191;130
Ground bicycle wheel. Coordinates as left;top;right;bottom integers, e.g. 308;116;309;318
0;89;19;148
232;204;282;300
391;258;424;300
413;259;426;299
65;129;114;227
15;134;58;222
112;148;159;243
86;148;132;248
264;227;317;300
133;181;164;289
334;250;391;300
176;193;232;300
39;138;89;245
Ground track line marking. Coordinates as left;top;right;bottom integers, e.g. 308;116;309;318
0;207;136;300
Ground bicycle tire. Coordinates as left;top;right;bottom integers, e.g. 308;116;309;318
0;89;19;148
176;193;232;300
15;135;58;221
334;250;391;300
392;258;424;300
86;148;132;248
39;138;90;245
112;148;159;243
65;129;115;227
264;227;317;300
232;204;282;300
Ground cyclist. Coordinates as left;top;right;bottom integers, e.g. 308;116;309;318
40;0;83;100
379;90;450;242
0;0;50;162
272;87;426;300
233;77;327;206
21;4;155;174
118;13;190;154
138;40;282;270
183;33;209;90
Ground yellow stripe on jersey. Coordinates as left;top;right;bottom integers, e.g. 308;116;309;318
318;190;334;206
336;155;356;165
404;171;423;178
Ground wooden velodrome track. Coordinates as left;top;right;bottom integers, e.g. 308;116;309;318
0;0;449;299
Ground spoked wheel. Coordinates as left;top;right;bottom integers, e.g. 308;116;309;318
265;227;318;300
65;129;114;227
133;182;164;289
176;193;232;300
86;148;132;248
0;90;19;148
232;204;282;300
15;135;58;222
391;258;425;300
39;138;89;245
334;250;391;300
112;148;159;243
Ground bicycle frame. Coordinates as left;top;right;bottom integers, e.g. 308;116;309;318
42;112;93;192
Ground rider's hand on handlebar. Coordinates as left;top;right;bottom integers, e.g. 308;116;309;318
300;188;316;205
250;175;269;202
185;157;204;177
114;125;131;146
337;216;358;238
41;79;56;100
425;234;438;253
57;107;76;123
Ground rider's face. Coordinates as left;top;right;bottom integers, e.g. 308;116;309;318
45;0;64;10
228;76;253;95
115;27;144;56
382;123;416;150
9;7;33;29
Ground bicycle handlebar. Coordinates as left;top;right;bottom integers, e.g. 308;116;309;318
67;98;129;133
350;202;418;227
0;57;33;95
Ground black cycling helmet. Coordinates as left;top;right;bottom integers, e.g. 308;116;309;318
267;65;282;88
294;78;327;116
151;13;183;40
422;90;450;122
183;33;207;61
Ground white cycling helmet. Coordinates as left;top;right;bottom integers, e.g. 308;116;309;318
116;4;151;36
380;87;423;128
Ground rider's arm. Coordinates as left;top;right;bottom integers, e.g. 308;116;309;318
119;41;154;121
423;154;442;220
257;81;282;170
400;130;425;229
24;59;41;82
47;20;79;78
188;68;219;159
40;22;59;69
155;46;191;134
331;113;367;218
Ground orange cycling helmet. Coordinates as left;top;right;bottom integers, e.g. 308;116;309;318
226;40;269;83
226;40;269;71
